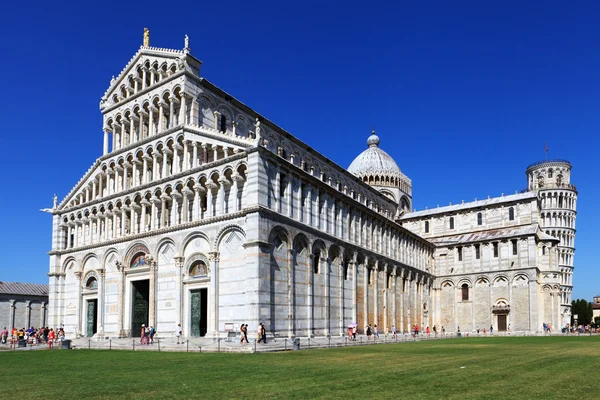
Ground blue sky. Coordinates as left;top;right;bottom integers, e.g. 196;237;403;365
0;1;598;300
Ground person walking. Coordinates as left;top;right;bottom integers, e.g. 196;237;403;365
258;323;267;344
374;325;379;339
352;326;357;341
176;324;182;344
366;325;372;340
0;327;7;344
391;325;396;339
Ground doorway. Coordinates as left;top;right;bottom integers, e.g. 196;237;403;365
190;289;208;337
131;280;150;337
86;299;97;337
497;314;507;331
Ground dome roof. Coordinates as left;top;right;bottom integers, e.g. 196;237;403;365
348;132;402;178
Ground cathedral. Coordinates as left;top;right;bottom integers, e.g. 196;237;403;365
46;32;576;339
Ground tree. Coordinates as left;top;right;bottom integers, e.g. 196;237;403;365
571;299;593;325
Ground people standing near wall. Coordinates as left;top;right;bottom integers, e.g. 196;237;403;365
0;327;7;344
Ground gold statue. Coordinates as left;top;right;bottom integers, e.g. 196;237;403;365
143;28;150;47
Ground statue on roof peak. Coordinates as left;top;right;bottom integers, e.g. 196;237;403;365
143;28;150;47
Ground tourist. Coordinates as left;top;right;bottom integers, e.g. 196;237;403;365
433;325;437;337
149;326;156;344
347;326;353;341
366;324;372;340
426;326;430;337
48;329;55;349
0;327;7;344
258;323;267;344
391;325;396;339
140;324;147;344
374;324;379;339
483;327;486;336
176;324;182;344
240;324;249;343
441;326;446;336
352;325;357;341
490;325;493;334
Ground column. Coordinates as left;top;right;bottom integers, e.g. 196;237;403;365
174;256;185;330
149;107;155;136
74;271;83;336
151;198;159;230
120;207;126;236
288;249;295;338
130;206;137;234
110;212;116;238
193;186;204;220
231;175;240;212
275;168;281;213
158;102;165;133
179;93;187;126
202;144;208;164
192;143;198;168
287;176;293;218
143;156;149;184
324;256;331;336
308;254;314;337
373;265;379;329
25;301;31;328
182;189;192;223
160;195;168;228
351;257;357;325
171;193;181;225
97;269;105;335
103;129;110;155
140;200;149;233
400;269;405;332
169;96;176;129
217;179;227;215
206;183;216;217
363;264;368;333
73;222;79;247
8;300;15;331
391;268;397;332
123;162;128;191
208;252;220;336
149;261;157;327
183;141;189;171
307;187;313;225
117;264;126;337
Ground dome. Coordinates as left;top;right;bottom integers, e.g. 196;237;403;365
348;132;402;179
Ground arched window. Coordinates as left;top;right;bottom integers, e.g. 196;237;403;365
477;212;483;226
189;260;208;277
86;277;98;290
508;207;515;221
461;284;469;301
342;260;349;280
312;250;320;274
424;221;430;233
548;169;553;178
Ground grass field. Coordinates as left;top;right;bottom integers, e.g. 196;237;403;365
1;336;598;399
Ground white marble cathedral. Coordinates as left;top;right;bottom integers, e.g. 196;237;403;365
46;32;576;339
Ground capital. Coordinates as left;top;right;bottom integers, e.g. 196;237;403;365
208;251;220;262
174;256;185;267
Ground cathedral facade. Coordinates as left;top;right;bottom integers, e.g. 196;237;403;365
46;34;575;339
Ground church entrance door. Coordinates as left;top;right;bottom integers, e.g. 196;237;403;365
190;289;208;337
86;299;97;337
131;280;149;337
497;314;507;331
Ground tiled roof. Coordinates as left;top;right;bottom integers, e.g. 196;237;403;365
0;282;48;297
401;192;537;219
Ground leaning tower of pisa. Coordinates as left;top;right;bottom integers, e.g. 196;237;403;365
526;159;577;326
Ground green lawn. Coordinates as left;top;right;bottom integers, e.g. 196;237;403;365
1;336;598;399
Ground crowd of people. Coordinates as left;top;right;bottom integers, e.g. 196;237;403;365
0;326;64;349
